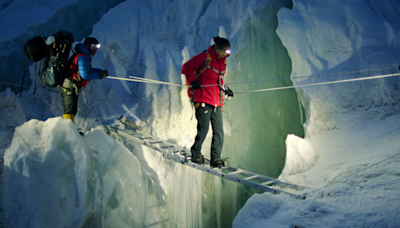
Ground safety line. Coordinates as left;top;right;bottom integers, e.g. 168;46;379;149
129;76;183;86
114;67;397;86
4;67;397;92
107;72;400;94
228;67;397;85
0;82;30;88
107;76;185;87
235;72;400;94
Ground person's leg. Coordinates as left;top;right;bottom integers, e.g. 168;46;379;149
210;106;224;164
59;79;78;124
191;104;211;160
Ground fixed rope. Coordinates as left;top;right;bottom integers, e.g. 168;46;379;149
0;82;30;88
228;67;397;85
106;69;400;94
235;72;400;94
7;68;398;94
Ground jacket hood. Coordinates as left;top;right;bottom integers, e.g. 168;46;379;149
74;43;90;55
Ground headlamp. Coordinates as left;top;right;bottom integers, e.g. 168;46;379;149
90;43;101;49
218;45;231;54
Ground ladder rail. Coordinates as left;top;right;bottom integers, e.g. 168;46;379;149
105;125;189;163
224;166;305;190
185;161;303;198
103;120;305;199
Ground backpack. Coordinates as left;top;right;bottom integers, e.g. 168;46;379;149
38;30;75;87
186;50;212;99
23;36;47;62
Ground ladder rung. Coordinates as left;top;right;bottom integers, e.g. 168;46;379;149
107;119;306;198
244;175;259;180
160;145;174;149
261;180;275;186
228;170;244;175
138;137;152;140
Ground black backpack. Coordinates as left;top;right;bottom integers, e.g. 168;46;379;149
38;30;75;87
23;36;47;62
21;30;74;97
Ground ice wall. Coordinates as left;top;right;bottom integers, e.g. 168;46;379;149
232;1;400;226
2;118;169;227
1;0;306;227
85;0;303;226
0;0;125;94
277;0;400;137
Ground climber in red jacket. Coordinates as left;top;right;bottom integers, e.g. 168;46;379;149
181;37;234;168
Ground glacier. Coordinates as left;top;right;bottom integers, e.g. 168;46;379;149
1;0;400;227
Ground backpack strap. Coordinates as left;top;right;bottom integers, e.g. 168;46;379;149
187;51;215;102
196;50;212;78
69;53;85;81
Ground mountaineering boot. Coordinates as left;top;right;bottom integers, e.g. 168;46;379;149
211;158;225;168
63;114;75;124
191;155;208;165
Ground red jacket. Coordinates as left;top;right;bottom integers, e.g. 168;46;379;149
67;53;88;88
182;46;229;107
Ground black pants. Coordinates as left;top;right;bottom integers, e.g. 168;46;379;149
191;103;224;163
59;78;78;115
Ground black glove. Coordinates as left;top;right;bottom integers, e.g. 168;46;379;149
99;70;108;80
224;88;234;98
191;79;201;89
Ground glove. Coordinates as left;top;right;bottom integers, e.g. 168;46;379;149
99;70;109;80
191;79;201;89
224;88;234;99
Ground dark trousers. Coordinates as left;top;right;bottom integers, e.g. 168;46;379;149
191;104;224;163
59;78;78;115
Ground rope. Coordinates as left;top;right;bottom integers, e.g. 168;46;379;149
107;76;185;87
3;66;397;94
228;67;397;85
129;76;184;87
106;71;400;93
235;72;400;94
0;82;30;88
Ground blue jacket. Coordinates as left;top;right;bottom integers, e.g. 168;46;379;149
74;43;102;80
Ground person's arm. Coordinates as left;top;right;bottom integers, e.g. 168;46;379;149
76;55;102;80
181;52;207;83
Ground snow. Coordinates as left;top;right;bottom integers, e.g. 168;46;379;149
234;114;400;227
1;0;400;227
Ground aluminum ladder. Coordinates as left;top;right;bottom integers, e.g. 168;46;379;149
103;116;306;199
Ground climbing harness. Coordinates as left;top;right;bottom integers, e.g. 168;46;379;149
207;65;228;91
